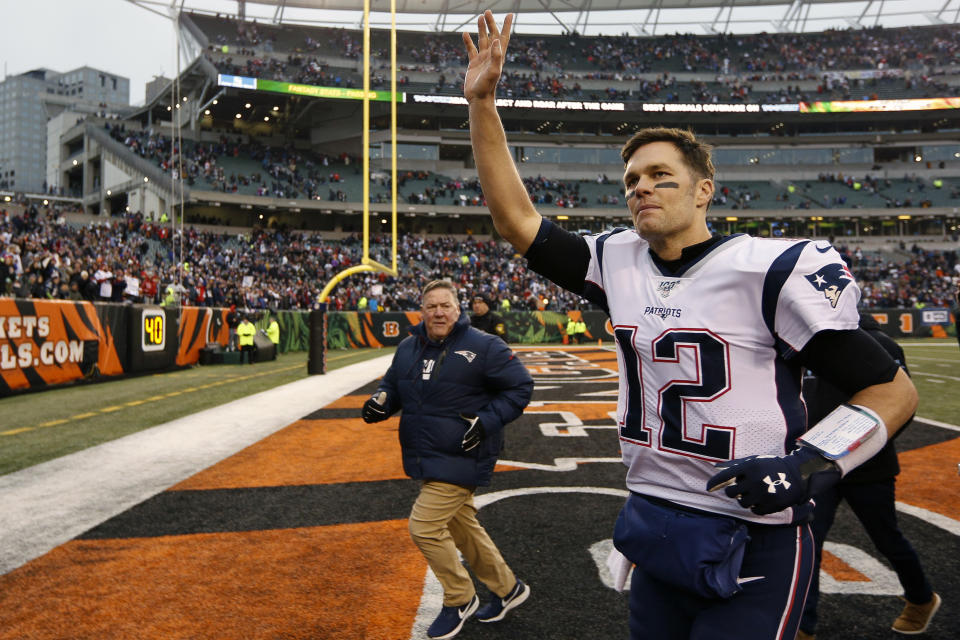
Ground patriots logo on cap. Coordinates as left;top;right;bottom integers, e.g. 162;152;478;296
805;263;854;309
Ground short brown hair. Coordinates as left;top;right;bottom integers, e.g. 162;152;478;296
422;279;459;303
620;127;715;181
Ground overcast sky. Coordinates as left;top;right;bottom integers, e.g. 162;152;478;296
3;1;179;105
4;0;954;107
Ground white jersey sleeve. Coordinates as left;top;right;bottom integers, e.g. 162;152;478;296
774;241;860;353
581;229;638;312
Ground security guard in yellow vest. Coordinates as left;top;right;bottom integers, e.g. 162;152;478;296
566;317;577;344
266;314;280;349
575;319;587;344
236;314;257;364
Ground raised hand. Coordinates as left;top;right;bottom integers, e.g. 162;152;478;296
462;11;514;103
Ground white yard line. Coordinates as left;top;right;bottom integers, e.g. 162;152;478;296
0;355;393;576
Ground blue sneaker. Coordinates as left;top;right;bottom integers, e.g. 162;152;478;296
427;594;479;639
476;580;530;623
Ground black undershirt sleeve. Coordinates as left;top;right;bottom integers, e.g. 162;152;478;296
796;328;900;397
523;218;591;295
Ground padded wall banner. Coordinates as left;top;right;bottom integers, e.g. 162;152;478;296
867;308;956;339
94;304;129;373
327;311;424;348
323;308;957;345
127;306;178;373
252;310;310;354
0;299;124;395
176;307;230;366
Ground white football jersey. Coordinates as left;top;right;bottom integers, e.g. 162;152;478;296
581;231;860;524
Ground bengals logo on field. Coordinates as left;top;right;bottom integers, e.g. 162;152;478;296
383;321;400;338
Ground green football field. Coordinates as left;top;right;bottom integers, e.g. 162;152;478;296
0;340;957;477
898;339;960;424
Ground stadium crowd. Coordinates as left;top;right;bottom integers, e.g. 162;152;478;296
1;204;957;314
199;12;960;105
106;123;362;202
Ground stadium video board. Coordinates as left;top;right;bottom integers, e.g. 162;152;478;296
217;74;403;102
800;96;960;113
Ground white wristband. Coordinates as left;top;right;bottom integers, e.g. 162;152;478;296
799;404;888;477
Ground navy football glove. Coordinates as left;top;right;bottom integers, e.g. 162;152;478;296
460;413;485;452
361;391;390;423
706;447;840;516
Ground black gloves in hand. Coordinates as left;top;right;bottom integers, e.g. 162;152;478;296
362;391;390;423
460;413;485;452
706;447;840;516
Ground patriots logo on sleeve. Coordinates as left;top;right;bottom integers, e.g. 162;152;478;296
804;263;854;308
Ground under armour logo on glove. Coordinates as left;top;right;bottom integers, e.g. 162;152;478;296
763;473;791;493
707;452;812;516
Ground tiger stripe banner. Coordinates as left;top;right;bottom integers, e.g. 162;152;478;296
176;307;230;367
0;299;124;395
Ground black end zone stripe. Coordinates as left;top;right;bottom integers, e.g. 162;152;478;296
78;478;421;539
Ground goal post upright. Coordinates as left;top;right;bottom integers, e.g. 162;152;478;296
318;0;399;308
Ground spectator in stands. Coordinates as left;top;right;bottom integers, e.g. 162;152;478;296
0;253;14;296
226;304;241;351
955;283;960;350
93;263;113;301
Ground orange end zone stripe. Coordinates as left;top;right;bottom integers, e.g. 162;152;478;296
326;395;369;409
820;548;870;582
529;402;616;420
0;520;425;640
896;436;960;521
173;417;407;491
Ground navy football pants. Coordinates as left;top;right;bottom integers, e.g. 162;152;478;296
629;519;814;640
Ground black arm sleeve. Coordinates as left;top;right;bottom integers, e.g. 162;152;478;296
523;218;591;295
796;328;900;397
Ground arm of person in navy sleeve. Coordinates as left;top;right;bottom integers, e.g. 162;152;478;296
474;338;533;437
797;327;916;442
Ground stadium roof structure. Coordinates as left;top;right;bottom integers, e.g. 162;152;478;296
133;0;960;36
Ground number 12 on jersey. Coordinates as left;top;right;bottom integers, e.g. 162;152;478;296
614;326;735;461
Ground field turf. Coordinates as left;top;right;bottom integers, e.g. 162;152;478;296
0;342;956;639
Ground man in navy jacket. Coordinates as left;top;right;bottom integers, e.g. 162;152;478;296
362;279;533;639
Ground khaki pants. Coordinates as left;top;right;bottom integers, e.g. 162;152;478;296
409;480;516;607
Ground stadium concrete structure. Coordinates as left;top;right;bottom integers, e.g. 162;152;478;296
22;1;960;249
0;67;130;195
